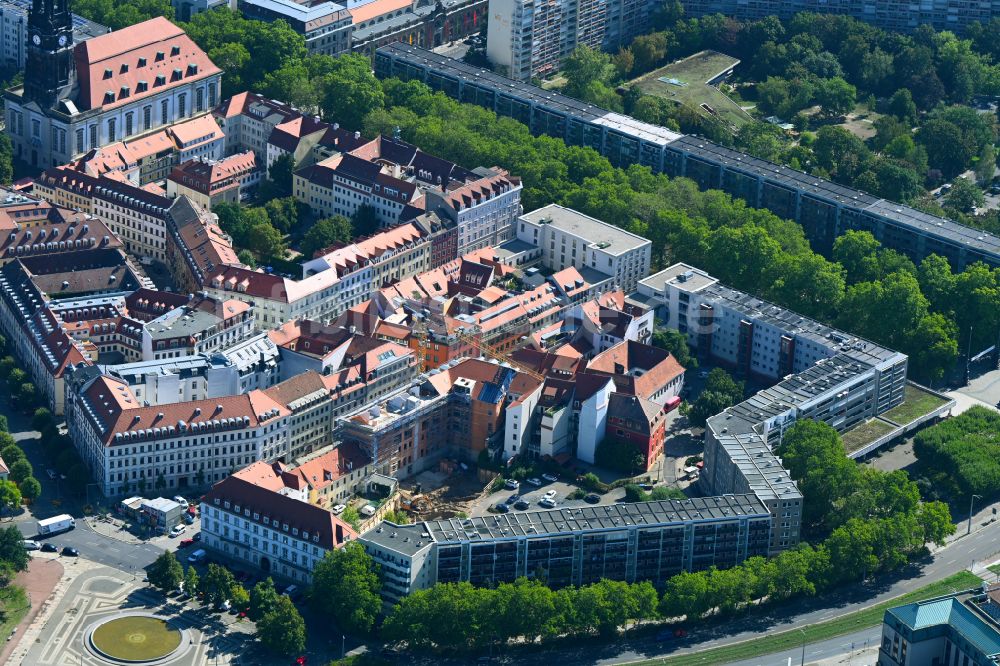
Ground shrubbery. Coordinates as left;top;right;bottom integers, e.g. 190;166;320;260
913;406;1000;497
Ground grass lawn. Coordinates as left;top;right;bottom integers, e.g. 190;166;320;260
841;418;896;454
639;571;982;666
883;385;951;425
91;616;182;661
988;564;1000;577
629;50;752;129
0;586;29;643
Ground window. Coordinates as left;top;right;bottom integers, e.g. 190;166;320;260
195;87;204;112
31;118;40;139
161;99;169;123
76;129;84;154
125;112;133;137
178;93;186;118
107;118;116;142
143;106;151;131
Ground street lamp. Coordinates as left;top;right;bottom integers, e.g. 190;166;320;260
968;494;983;535
799;628;806;666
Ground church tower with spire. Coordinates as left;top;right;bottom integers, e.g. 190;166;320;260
23;0;76;107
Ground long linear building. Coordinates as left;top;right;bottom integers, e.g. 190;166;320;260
361;494;771;603
678;0;1000;33
374;43;1000;270
637;263;908;552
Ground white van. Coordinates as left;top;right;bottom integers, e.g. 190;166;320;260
187;549;206;564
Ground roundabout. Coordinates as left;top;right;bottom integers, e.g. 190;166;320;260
87;613;187;664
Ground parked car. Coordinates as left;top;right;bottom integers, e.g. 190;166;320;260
169;525;187;538
40;543;57;553
187;549;207;564
360;504;377;517
331;504;346;515
543;490;557;500
541;473;558;483
22;540;40;551
493;503;510;513
504;494;519;505
503;479;519;490
61;546;79;557
219;599;232;612
173;496;188;507
514;500;530;510
698;370;710;379
584;493;601;504
538;498;557;509
282;584;301;601
526;477;542;487
192;532;202;541
178;538;194;548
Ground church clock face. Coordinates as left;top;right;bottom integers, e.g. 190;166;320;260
31;34;41;46
57;35;67;47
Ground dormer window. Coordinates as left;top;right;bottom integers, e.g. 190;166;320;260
155;51;165;61
138;57;146;67
103;91;115;103
172;68;183;81
120;63;128;73
187;63;198;76
171;45;181;56
103;68;113;79
119;86;129;98
154;74;165;86
136;81;148;93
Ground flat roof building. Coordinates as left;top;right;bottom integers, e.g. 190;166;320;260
361;494;771;604
375;43;1000;270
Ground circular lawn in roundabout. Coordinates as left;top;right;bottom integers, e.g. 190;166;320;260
89;614;183;663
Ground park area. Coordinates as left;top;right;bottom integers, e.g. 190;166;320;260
628;50;752;129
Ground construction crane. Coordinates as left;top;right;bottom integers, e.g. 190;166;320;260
453;329;545;382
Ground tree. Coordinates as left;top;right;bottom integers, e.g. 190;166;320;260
0;357;12;380
6;369;25;395
183;566;199;598
975;145;997;186
245;219;286;259
148;552;184;593
383;509;410;525
71;0;173;30
0;133;12;186
231;584;250;612
318;53;385;130
249;578;280;622
300;216;352;258
310;542;382;635
9;459;32;484
945;177;985;213
563;46;619;106
814;76;856;117
650;328;695;368
263;197;301;234
887;89;918;124
350;204;381;237
18;383;35;406
19;477;40;503
258;595;306;656
0;526;28;571
1;445;24;466
341;505;361;531
917;118;971;178
201;563;236;607
0;479;22;513
266;154;295;199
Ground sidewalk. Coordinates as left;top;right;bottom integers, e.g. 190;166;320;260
85;516;144;544
0;558;64;665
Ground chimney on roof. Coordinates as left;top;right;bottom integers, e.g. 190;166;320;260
335;524;344;543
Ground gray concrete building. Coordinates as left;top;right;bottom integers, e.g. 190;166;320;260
361;494;772;603
375;43;1000;270
678;0;1000;33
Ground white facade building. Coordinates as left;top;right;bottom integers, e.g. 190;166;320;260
516;204;652;292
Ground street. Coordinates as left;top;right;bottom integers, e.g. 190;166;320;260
15;517;165;574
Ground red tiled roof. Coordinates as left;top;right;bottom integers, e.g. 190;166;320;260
75;17;221;112
204;464;358;550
